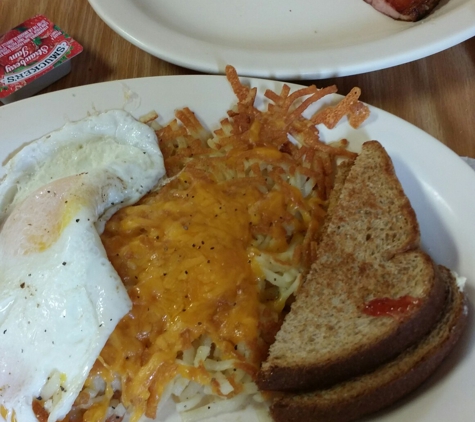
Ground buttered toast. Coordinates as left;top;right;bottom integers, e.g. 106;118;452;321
257;141;448;391
269;265;467;422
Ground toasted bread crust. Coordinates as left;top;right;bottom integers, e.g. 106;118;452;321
269;266;468;422
257;141;448;391
258;252;447;390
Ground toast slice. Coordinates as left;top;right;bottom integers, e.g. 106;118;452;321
269;265;468;422
257;141;447;391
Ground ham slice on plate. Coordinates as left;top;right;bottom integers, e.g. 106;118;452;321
364;0;442;21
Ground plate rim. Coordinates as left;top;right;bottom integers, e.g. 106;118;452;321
1;74;475;421
87;0;475;79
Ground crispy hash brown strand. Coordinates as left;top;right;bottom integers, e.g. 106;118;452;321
62;66;369;422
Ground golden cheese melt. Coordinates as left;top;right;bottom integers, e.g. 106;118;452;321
76;146;323;422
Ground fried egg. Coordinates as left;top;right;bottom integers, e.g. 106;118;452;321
0;110;165;422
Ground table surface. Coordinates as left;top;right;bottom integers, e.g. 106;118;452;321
1;0;474;158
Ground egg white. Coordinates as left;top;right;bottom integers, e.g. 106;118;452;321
0;109;163;231
0;110;165;422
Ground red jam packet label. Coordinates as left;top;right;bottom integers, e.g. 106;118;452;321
0;15;83;99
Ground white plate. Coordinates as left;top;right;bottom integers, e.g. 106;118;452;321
87;0;475;79
1;76;474;421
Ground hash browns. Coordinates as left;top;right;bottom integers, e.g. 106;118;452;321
67;66;369;422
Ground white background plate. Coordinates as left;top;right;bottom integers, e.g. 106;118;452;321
87;0;475;79
0;76;474;421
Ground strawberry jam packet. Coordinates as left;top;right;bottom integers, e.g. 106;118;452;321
0;15;83;104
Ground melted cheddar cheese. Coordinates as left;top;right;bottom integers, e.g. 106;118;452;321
86;146;320;421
